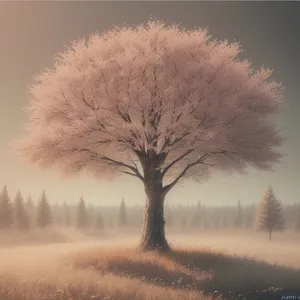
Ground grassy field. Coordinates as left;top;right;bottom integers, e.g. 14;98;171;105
0;228;299;300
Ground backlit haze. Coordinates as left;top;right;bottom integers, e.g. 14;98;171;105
0;2;299;206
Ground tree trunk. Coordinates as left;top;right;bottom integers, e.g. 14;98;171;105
269;228;272;240
139;177;170;252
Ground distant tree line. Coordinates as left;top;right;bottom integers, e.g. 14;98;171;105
0;185;299;240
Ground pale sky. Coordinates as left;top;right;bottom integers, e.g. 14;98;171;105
0;2;299;206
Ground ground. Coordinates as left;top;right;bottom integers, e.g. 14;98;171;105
0;228;299;300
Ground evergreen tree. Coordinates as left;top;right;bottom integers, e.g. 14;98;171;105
203;217;210;229
181;214;187;228
108;218;114;228
14;189;29;230
36;190;52;228
0;185;13;229
190;212;200;227
76;195;89;229
212;208;221;229
201;205;207;228
234;200;243;228
294;206;300;231
52;202;62;226
221;215;227;228
94;211;105;229
190;202;202;228
25;195;35;228
256;186;284;240
88;204;96;225
196;201;201;210
118;197;127;226
213;216;220;229
244;205;255;229
62;201;71;227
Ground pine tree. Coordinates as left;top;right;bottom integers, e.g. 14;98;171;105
0;185;13;229
221;215;227;228
25;195;35;228
190;212;200;227
118;197;127;227
76;195;89;229
94;211;105;229
190;201;202;228
212;208;221;229
88;204;96;225
52;203;62;226
14;190;29;230
244;205;255;229
201;205;207;228
294;206;300;231
181;214;187;228
203;217;210;229
256;186;284;240
62;201;71;227
36;190;52;228
234;200;243;228
108;218;114;228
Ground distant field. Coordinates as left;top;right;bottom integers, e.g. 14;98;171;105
168;229;300;268
0;228;299;300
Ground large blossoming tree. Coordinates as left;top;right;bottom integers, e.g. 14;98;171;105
15;21;284;252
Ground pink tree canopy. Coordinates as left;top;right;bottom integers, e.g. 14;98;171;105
15;21;284;195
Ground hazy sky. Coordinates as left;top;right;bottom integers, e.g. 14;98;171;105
0;2;299;206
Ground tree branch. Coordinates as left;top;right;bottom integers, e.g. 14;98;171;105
56;146;144;182
163;153;208;195
161;149;195;178
101;155;144;182
117;169;141;179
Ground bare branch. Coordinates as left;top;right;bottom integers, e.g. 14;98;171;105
163;153;209;195
101;155;144;182
161;149;194;178
117;169;141;179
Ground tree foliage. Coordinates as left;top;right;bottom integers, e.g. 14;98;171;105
15;21;284;193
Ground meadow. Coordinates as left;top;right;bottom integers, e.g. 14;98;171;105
0;228;299;300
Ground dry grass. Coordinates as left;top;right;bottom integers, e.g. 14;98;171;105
0;266;209;300
71;246;300;300
0;230;299;299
